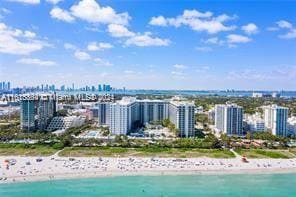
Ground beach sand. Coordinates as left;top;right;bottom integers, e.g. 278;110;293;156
1;155;296;184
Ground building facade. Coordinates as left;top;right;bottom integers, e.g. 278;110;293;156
109;97;138;135
169;101;195;137
20;96;56;131
97;102;111;126
138;100;169;124
288;117;296;137
47;116;85;131
244;114;265;133
107;97;195;137
215;103;243;136
263;105;288;137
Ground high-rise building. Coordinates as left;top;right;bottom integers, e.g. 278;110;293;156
105;85;111;91
7;82;10;90
20;95;56;131
215;103;243;136
107;97;195;137
20;100;36;131
263;105;288;137
169;101;195;137
138;100;169;124
97;102;111;126
109;97;138;135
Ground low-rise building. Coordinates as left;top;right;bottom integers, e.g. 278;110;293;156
288;117;296;137
244;113;265;133
47;116;85;131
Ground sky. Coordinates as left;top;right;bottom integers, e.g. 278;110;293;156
0;0;295;90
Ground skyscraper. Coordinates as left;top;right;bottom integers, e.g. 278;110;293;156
108;97;195;137
138;100;169;124
263;105;288;137
97;102;111;126
215;103;243;136
20;100;36;131
109;97;138;135
20;95;56;131
7;82;10;90
169;101;195;137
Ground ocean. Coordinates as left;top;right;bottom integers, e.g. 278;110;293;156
0;173;295;196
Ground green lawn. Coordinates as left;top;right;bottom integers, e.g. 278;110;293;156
59;147;235;158
235;149;295;159
0;144;58;156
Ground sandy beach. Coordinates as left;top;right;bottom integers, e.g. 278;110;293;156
1;153;296;184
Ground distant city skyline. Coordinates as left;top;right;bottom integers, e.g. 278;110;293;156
0;0;296;90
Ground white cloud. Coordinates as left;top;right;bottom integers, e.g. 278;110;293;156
0;22;49;55
204;37;224;45
50;7;75;23
108;24;170;47
149;16;167;26
1;8;11;14
107;24;135;37
0;8;11;19
70;0;130;25
227;34;252;43
94;58;113;66
241;23;258;35
276;20;292;29
87;42;113;51
6;0;40;4
74;51;91;60
23;30;36;38
274;20;296;40
64;43;77;50
46;0;63;4
171;71;186;78
17;58;56;66
149;9;236;34
173;64;187;69
125;32;170;47
279;29;296;39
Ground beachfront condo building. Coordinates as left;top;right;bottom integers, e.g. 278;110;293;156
263;105;288;137
244;113;265;133
169;101;195;137
20;95;56;131
215;103;243;136
138;100;169;124
109;97;139;135
288;117;296;137
47;116;85;131
97;102;111;126
108;97;195;137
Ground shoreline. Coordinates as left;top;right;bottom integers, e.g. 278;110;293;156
3;167;296;185
1;155;296;184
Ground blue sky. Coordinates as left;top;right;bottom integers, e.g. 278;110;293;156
0;0;295;90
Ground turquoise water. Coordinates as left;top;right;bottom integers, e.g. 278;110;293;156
0;173;296;196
